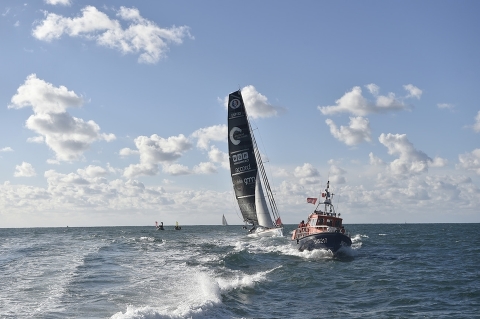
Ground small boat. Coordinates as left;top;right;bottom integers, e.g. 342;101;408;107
174;221;181;230
155;221;164;230
222;214;228;226
227;90;283;237
292;181;351;253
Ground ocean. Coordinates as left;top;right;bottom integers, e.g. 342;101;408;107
0;224;478;319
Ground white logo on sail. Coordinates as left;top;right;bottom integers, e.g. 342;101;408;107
229;127;242;145
229;98;241;109
232;152;249;164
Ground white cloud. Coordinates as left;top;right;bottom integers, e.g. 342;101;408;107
119;147;139;157
123;134;193;178
329;164;347;184
223;85;285;119
162;163;190;176
473;111;480;133
9;74;116;162
9;74;83;114
14;162;36;177
325;117;371;146
123;163;159;179
45;0;71;6
430;157;448;168
437;103;455;110
294;163;320;178
191;125;227;150
403;84;422;99
369;152;385;166
378;133;440;176
1;147;14;152
294;163;320;185
457;149;480;175
32;6;192;64
208;146;229;169
79;165;108;178
193;162;217;174
27;136;44;143
318;85;412;116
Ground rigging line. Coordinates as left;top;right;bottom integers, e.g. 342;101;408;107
249;116;279;196
252;130;280;222
248;116;280;221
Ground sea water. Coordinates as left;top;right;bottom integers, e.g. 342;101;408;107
0;224;478;318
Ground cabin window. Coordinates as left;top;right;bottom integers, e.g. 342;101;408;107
335;220;341;227
327;219;332;226
319;218;324;225
310;219;317;226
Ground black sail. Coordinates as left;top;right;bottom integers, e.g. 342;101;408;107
227;90;258;225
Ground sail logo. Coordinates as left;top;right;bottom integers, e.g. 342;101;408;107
232;152;249;164
233;177;244;191
235;164;251;173
229;98;242;109
229;127;242;145
244;176;256;185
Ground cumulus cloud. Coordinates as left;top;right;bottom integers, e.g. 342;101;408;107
325;117;371;146
193;162;217;174
32;6;192;64
191;125;227;150
119;147;139;157
294;163;320;178
1;147;14;152
123;134;193;178
318;84;419;116
162;163;190;176
403;84;423;99
369;152;385;166
45;0;71;5
378;133;446;176
294;163;320;185
223;85;285;119
473;111;480;133
14;162;36;177
9;74;116;162
457;149;480;175
329;164;347;184
208;146;229;169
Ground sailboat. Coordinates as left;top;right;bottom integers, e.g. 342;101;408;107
291;181;352;253
222;214;228;226
227;90;283;237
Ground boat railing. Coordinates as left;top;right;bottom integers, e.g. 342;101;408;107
293;225;348;240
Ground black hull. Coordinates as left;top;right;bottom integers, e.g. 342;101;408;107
297;232;352;253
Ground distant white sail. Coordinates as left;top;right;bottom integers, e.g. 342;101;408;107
222;214;228;226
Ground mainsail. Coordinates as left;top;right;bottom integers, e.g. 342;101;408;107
227;90;280;229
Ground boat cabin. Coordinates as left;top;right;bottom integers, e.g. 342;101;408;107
291;211;346;241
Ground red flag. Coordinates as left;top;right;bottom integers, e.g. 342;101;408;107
307;197;317;205
321;193;326;197
275;217;282;226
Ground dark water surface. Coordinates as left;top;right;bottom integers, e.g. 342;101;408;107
1;224;478;318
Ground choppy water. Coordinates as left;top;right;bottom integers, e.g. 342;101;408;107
0;224;479;318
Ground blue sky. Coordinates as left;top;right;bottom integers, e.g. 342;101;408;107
1;0;479;227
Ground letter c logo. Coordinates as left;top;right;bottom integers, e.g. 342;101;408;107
229;127;241;145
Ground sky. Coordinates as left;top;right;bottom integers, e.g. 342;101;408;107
1;0;479;227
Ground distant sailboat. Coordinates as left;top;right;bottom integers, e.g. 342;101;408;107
222;214;228;226
174;221;181;230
